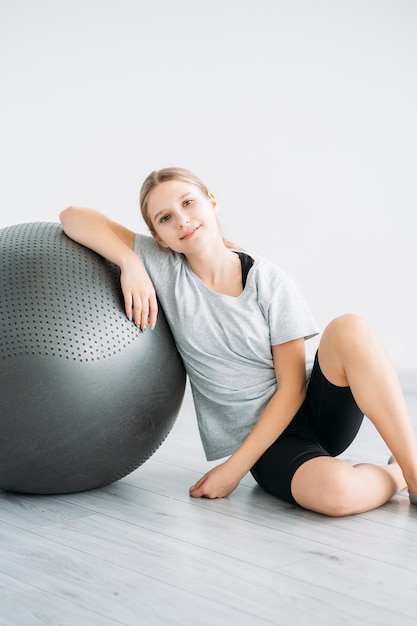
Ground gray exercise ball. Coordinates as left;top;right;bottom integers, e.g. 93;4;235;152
0;222;186;494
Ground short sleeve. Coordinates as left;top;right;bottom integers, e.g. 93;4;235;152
260;266;319;346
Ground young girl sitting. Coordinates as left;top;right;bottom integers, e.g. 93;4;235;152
60;167;417;516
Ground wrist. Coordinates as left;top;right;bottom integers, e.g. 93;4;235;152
226;452;252;480
119;249;143;271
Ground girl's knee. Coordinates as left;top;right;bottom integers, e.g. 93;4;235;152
324;314;372;347
319;314;377;382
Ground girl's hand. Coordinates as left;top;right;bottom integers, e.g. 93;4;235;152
120;258;158;331
189;460;245;499
59;207;157;329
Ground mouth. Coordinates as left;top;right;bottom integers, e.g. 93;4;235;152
180;226;200;240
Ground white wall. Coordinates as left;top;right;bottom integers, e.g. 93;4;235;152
1;0;416;374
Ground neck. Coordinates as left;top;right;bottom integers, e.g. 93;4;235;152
185;243;242;296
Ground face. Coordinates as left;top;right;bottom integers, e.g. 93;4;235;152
146;179;220;253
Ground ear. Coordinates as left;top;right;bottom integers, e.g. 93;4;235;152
150;230;169;249
208;192;219;213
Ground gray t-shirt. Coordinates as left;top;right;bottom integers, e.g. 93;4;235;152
134;234;319;461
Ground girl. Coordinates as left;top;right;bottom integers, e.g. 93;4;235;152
60;167;417;516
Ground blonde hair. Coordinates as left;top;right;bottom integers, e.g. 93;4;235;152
139;167;239;250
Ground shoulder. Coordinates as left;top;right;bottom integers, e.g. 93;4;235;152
249;254;311;311
134;233;184;276
245;254;318;342
134;232;158;253
248;253;293;287
134;233;174;260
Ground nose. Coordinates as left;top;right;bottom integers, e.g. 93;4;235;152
177;210;190;228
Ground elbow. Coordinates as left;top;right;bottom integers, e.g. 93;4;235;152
59;206;84;237
59;205;77;226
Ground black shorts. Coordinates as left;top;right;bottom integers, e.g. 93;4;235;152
250;351;364;505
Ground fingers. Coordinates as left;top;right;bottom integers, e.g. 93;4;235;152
189;474;217;499
148;293;158;330
124;291;158;331
189;483;208;499
189;462;240;499
124;293;134;324
119;263;158;331
189;475;206;498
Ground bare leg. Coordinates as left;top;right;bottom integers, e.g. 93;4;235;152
292;314;417;514
292;456;406;516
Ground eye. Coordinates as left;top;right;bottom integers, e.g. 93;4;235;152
183;199;193;207
159;214;171;223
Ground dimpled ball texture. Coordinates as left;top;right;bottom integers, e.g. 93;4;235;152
0;222;186;494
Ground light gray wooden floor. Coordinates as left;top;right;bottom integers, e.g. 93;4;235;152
1;378;416;626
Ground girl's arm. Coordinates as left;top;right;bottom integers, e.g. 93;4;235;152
189;337;307;498
59;207;158;330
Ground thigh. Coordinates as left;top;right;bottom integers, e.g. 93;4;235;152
306;351;364;455
251;352;365;505
250;430;330;505
291;456;359;515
